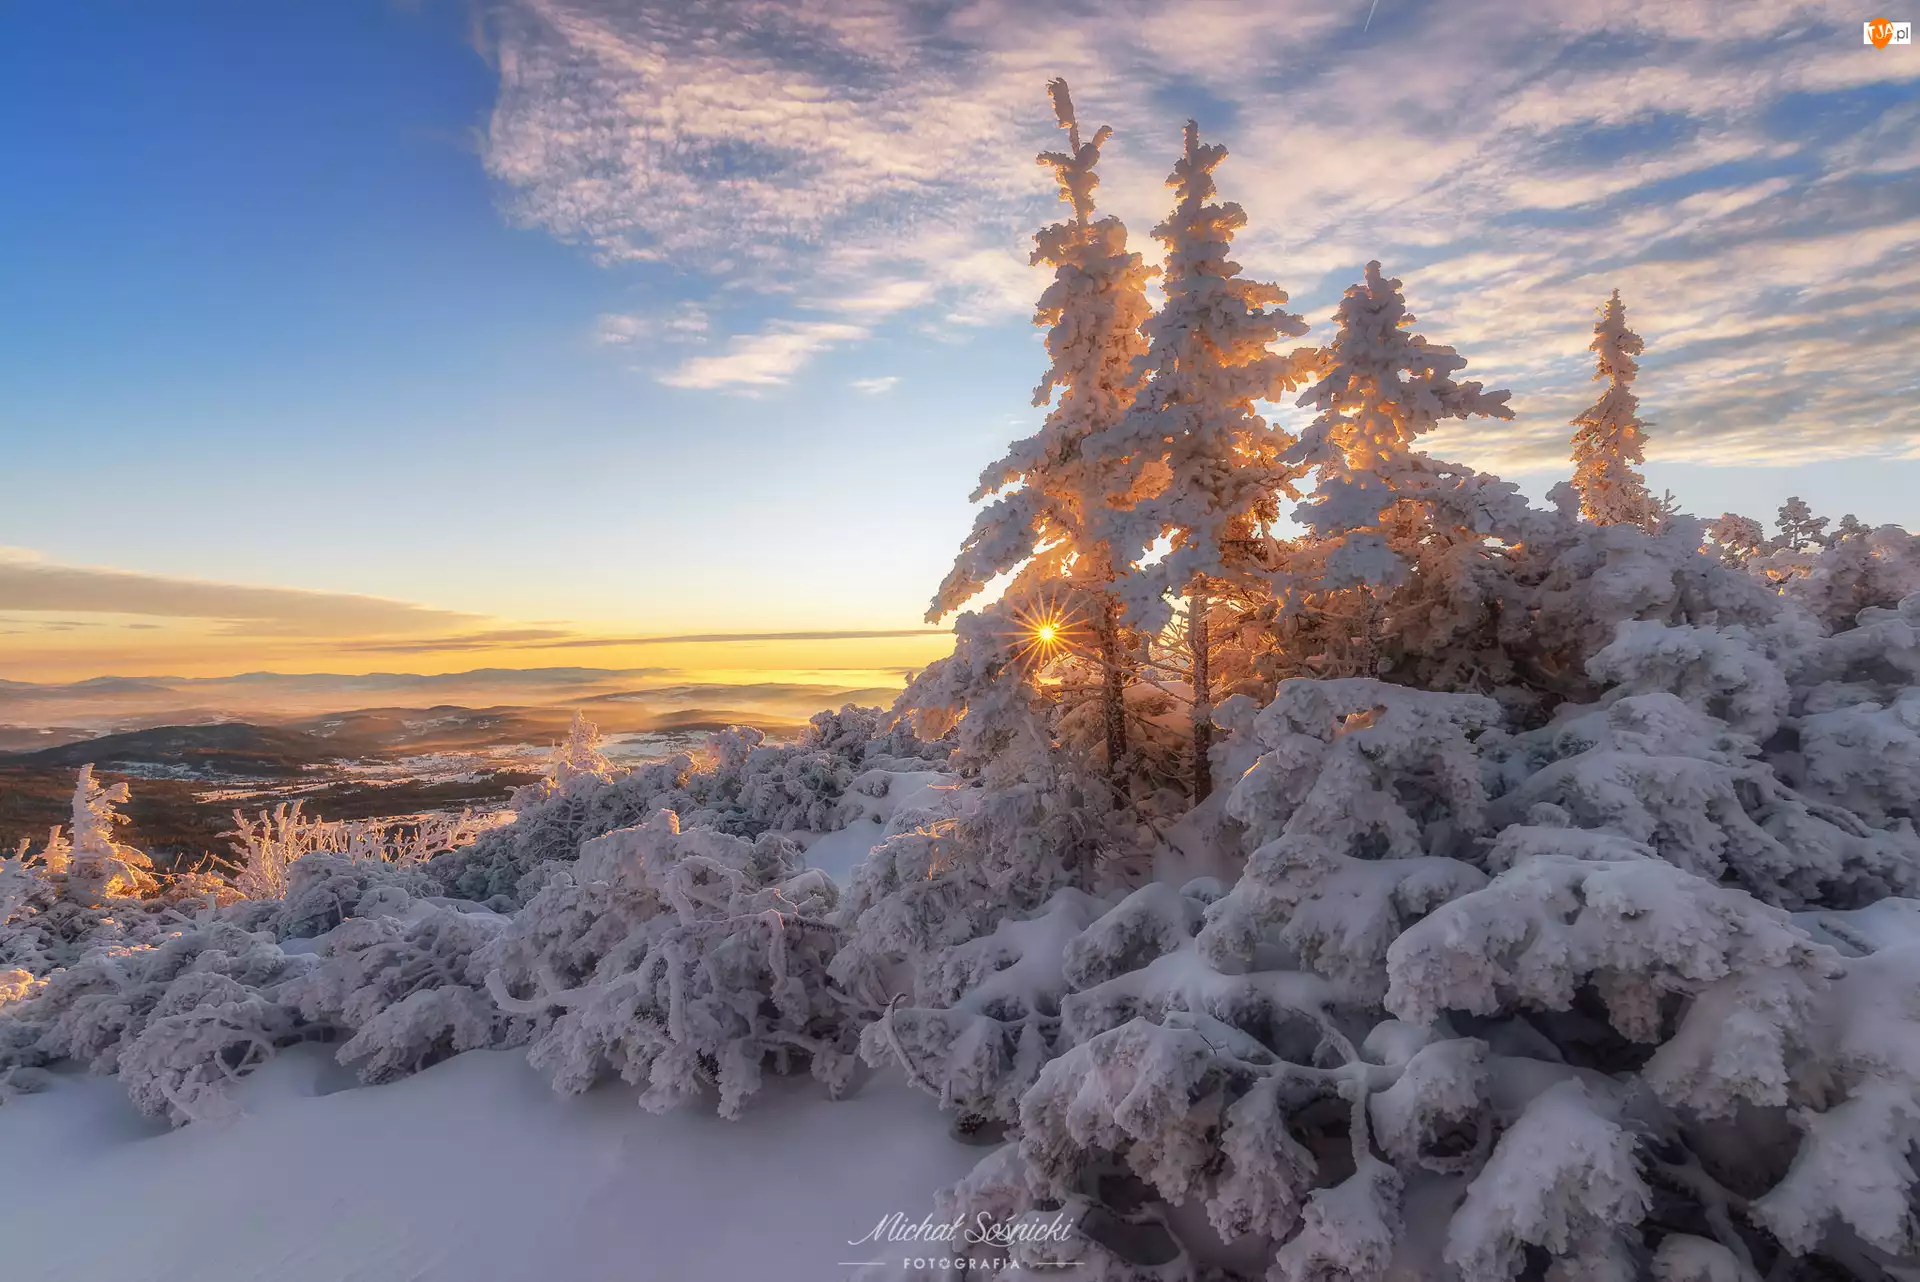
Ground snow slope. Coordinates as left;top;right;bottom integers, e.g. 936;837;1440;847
792;769;961;882
0;1047;975;1282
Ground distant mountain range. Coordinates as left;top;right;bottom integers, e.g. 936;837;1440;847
0;666;910;742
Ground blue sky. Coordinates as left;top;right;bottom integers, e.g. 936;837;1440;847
0;0;1916;681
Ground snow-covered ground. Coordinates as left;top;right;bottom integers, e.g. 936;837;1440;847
0;1045;973;1282
790;769;963;882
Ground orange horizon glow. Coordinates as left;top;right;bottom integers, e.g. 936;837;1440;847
0;619;957;686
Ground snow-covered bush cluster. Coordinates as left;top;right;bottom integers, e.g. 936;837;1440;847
436;706;927;905
3;78;1917;1282
484;808;853;1118
224;799;494;900
0;705;942;1125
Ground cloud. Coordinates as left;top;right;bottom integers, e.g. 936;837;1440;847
851;375;899;394
595;302;709;345
345;626;950;654
658;318;868;390
484;0;1919;460
0;547;488;639
594;312;647;345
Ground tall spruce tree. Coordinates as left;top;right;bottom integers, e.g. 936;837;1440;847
926;80;1156;777
1282;261;1515;675
1090;119;1317;800
1569;289;1659;529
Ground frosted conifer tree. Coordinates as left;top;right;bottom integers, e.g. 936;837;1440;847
63;765;156;904
1088;119;1318;799
1708;513;1768;566
509;710;613;814
1280;262;1515;683
1772;497;1831;552
1569;290;1660;530
928;80;1156;776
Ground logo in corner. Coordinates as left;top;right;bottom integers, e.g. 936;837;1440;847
1864;17;1912;47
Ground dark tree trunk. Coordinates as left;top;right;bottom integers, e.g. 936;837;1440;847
1190;589;1212;803
1098;594;1129;781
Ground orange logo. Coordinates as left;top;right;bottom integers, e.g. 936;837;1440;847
1868;17;1895;46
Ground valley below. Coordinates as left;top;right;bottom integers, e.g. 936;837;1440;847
0;666;897;865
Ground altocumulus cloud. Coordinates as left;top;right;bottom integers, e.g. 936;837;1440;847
482;0;1920;464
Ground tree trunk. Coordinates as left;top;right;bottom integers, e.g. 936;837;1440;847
1190;589;1212;803
1098;594;1129;781
1357;591;1379;679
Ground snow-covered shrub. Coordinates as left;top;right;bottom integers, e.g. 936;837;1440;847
226;800;492;901
117;969;304;1124
289;899;522;1084
1198;680;1500;1003
859;659;1920;1281
0;772;218;977
863;887;1106;1124
1486;625;1920;908
434;710;906;908
273;851;442;940
680;724;859;834
833;742;1149;1054
899;605;1057;787
484;809;855;1118
432;750;699;905
0;920;314;1125
808;702;949;768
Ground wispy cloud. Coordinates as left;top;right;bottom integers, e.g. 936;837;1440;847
657;318;867;390
0;547;487;639
851;375;899;394
484;0;1919;460
595;302;709;345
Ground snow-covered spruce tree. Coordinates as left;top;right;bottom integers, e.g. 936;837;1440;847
63;764;158;904
483;808;854;1119
928;80;1156;779
1706;513;1768;567
1772;498;1832;553
1271;261;1521;703
1088;119;1319;803
506;708;614;814
1568;289;1660;531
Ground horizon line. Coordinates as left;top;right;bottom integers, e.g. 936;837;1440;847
0;630;954;688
